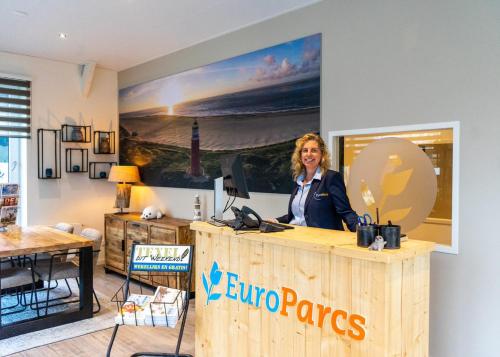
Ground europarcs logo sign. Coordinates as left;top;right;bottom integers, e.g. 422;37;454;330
202;261;366;341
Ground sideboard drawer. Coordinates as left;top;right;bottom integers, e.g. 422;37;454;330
105;216;125;272
126;221;149;280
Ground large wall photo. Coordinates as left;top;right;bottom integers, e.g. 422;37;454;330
119;33;321;193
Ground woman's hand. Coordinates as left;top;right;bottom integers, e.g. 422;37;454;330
266;218;279;223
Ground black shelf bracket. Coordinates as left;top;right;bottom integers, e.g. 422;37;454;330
66;148;89;173
89;161;117;179
93;131;116;154
37;129;62;179
61;124;91;143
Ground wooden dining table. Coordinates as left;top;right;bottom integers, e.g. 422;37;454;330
0;225;94;339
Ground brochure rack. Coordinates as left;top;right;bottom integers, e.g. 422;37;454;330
106;243;194;357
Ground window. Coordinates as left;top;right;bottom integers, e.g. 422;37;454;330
329;122;460;254
0;74;30;225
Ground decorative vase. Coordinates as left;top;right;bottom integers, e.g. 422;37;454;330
193;194;202;221
99;171;107;178
45;168;53;178
72;165;80;172
71;127;84;141
99;136;110;153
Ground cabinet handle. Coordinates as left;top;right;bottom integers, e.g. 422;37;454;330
131;223;141;228
121;240;125;251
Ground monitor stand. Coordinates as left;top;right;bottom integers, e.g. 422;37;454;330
213;176;224;221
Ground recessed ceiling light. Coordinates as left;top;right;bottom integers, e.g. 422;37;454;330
13;10;28;16
59;33;68;39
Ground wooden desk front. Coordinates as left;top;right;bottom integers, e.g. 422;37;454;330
0;226;94;339
192;222;435;357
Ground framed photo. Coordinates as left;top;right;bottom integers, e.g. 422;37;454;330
119;34;321;193
1;183;19;197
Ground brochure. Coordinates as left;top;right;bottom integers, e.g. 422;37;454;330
0;205;17;224
1;196;17;206
114;294;153;326
1;184;19;197
145;286;186;327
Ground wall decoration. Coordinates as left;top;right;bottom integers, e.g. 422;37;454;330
119;34;321;193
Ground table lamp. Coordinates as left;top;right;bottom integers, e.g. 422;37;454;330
108;165;140;214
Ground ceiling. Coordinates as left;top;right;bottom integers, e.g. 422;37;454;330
0;0;320;72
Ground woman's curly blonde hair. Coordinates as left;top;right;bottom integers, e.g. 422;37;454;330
291;133;331;180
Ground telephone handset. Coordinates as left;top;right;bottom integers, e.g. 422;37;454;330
230;205;263;230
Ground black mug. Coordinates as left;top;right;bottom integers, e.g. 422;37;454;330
380;224;401;249
357;224;378;247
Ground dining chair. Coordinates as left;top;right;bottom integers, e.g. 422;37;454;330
33;228;102;315
34;222;74;264
32;222;76;298
0;256;40;317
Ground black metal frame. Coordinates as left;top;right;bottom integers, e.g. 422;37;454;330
37;129;62;179
106;243;194;357
0;256;40;317
34;250;101;315
0;246;93;339
61;124;91;143
66;148;89;173
89;162;117;179
93;131;116;154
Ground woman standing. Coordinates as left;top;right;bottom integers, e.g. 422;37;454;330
276;133;358;231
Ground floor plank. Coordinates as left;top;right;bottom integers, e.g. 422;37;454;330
9;266;195;357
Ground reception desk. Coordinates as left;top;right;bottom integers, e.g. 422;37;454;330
191;221;434;357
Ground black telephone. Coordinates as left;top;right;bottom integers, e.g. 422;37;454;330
230;206;262;230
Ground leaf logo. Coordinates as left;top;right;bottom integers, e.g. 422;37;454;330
202;261;222;305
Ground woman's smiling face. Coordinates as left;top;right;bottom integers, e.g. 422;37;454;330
301;140;322;173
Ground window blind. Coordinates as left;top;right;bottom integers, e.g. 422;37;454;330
0;77;31;139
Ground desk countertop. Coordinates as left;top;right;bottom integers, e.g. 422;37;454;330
190;221;435;263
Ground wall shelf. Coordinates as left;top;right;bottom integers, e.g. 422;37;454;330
89;161;117;179
93;131;115;154
66;148;88;173
37;129;62;179
61;124;91;143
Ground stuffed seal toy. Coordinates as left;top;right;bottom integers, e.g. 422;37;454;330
140;206;163;220
368;235;387;251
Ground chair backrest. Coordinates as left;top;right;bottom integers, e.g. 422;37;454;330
80;228;102;266
54;222;74;234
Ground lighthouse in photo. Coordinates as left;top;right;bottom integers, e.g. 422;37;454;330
190;119;201;176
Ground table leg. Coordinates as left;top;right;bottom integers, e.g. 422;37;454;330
79;246;93;316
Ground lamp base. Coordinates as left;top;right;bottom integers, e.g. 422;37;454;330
114;183;132;213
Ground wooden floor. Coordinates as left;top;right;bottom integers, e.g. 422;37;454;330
10;266;195;357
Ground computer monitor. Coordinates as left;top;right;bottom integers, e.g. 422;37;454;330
219;154;250;199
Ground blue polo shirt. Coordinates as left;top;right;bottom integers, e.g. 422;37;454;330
290;168;322;226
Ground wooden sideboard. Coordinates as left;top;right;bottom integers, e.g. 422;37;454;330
104;213;194;292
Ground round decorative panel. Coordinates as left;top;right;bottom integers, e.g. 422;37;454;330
347;137;437;233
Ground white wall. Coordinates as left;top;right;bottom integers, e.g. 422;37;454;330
119;0;500;356
0;51;118;235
